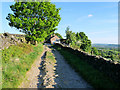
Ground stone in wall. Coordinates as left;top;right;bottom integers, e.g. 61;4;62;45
0;33;25;50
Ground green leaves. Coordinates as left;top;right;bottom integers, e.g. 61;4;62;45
91;47;98;55
55;33;63;39
65;27;91;52
6;2;61;43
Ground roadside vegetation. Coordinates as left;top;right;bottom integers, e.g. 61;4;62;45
92;47;120;63
46;51;56;64
65;27;120;63
65;26;91;53
2;43;43;88
53;45;120;88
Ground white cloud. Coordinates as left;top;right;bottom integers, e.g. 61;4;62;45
77;14;93;22
88;14;93;17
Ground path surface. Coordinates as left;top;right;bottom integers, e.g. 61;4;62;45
19;45;92;88
18;45;46;88
52;48;92;88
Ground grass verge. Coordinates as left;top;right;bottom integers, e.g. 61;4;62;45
2;43;43;88
46;51;56;64
53;45;120;88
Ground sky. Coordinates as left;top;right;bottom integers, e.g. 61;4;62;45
0;1;118;44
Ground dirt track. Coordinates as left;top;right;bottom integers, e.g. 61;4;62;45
19;45;92;88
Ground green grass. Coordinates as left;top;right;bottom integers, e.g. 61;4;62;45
2;43;43;88
46;51;56;64
53;45;120;88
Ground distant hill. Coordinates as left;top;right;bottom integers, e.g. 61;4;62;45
92;44;119;48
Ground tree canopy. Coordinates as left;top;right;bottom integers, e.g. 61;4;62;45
6;2;61;42
66;26;77;45
65;27;91;52
91;47;98;55
79;32;91;52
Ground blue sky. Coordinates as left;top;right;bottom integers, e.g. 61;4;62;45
0;2;118;44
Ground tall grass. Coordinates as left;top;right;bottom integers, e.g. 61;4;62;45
2;43;43;88
53;45;120;88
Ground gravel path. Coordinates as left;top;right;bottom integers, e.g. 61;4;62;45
52;49;92;88
19;45;92;88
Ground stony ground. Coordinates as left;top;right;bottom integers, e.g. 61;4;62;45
52;49;92;88
19;45;92;88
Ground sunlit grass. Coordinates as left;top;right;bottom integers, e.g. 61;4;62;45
2;43;43;88
46;51;56;64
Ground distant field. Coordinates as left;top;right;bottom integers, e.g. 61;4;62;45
92;44;120;62
92;44;119;49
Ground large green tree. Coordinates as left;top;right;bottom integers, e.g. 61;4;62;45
79;32;91;52
6;1;61;43
65;26;76;45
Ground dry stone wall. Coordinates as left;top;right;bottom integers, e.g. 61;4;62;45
55;43;120;83
0;33;26;50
